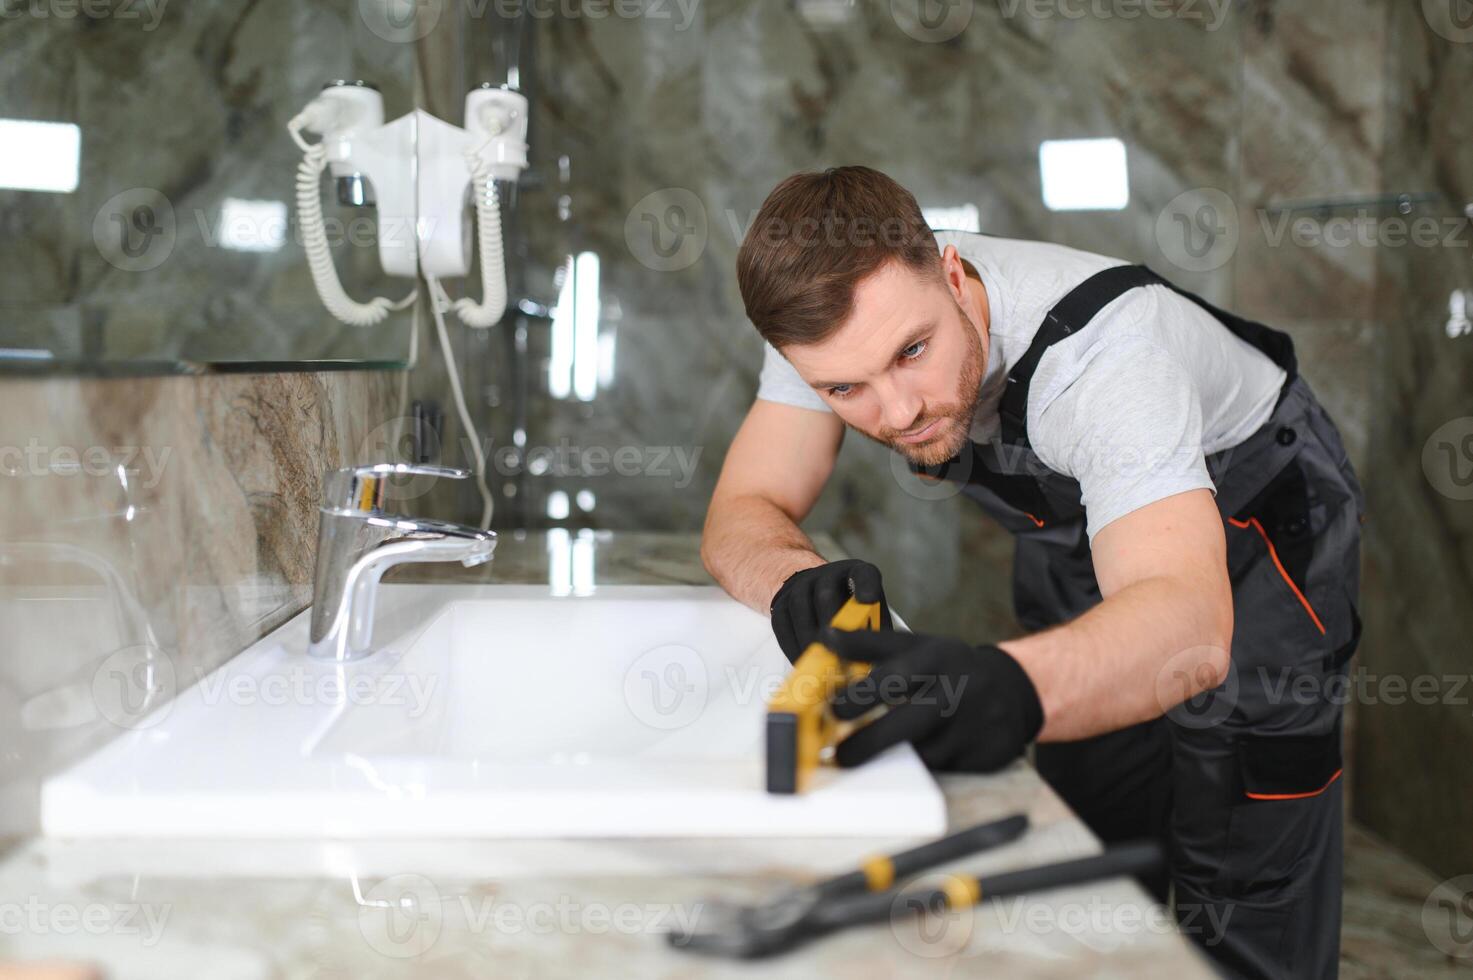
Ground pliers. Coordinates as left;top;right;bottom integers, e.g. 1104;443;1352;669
667;813;1163;959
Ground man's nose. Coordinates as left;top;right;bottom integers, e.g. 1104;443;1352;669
875;379;923;432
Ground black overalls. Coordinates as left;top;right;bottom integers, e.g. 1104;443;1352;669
916;266;1364;979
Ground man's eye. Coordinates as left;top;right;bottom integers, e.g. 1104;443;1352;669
901;341;928;360
827;384;854;399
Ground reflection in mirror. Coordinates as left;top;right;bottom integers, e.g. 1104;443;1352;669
0;1;420;375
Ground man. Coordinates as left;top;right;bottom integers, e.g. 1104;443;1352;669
702;167;1363;978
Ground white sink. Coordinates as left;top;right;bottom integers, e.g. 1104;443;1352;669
42;584;946;839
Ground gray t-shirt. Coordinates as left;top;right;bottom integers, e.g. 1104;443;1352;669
756;231;1286;539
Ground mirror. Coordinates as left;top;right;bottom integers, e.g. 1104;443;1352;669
0;1;425;374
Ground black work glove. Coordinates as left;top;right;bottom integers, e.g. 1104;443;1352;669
824;629;1044;773
769;559;893;664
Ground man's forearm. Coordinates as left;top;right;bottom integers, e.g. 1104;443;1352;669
701;493;828;613
999;575;1233;742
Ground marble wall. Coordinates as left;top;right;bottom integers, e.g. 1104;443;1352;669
1353;3;1473;879
0;0;418;368
0;368;402;834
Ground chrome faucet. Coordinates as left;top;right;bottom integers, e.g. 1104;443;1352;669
308;463;496;661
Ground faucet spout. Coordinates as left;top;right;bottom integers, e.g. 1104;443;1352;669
308;464;497;661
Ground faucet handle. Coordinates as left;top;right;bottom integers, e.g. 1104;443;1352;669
321;462;467;516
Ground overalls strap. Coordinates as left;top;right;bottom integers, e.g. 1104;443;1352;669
997;265;1299;447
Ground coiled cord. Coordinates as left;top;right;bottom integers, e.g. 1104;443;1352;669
288;115;416;327
452;148;508;328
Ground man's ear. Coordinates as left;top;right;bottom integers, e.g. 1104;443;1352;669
938;244;968;301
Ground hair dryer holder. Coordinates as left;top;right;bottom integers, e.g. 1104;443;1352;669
312;83;529;280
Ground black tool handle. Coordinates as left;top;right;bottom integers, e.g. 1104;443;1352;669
817;839;1164;929
816;813;1029;901
972;840;1163;902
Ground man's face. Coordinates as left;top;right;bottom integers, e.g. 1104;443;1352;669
781;250;988;467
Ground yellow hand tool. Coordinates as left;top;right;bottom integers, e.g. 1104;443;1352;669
765;596;883;794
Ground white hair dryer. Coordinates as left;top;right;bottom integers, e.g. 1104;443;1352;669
287;80;530;327
287;81;531;532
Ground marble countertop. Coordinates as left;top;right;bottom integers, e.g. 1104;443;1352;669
0;531;1214;979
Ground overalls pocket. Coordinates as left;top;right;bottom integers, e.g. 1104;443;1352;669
1213;727;1345;976
1228;457;1346;654
1222;728;1343;888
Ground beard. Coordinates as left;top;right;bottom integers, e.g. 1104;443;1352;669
857;309;986;468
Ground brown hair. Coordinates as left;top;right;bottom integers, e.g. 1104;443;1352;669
736;166;941;349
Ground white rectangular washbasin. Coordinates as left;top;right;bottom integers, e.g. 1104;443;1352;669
42;584;947;839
